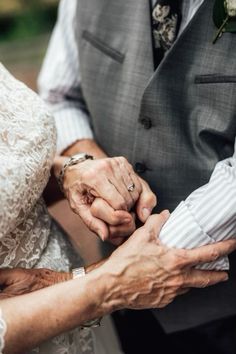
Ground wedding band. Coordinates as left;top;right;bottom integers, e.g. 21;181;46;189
127;183;135;192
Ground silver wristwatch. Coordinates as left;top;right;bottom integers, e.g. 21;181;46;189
72;267;102;328
57;153;94;191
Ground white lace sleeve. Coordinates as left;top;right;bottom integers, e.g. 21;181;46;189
0;64;56;268
0;309;7;354
0;64;56;239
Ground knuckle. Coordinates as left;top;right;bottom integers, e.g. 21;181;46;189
146;227;156;241
117;156;127;164
210;250;220;261
98;159;110;171
111;157;120;167
117;199;127;210
168;253;182;270
173;275;185;288
81;169;93;181
175;250;189;268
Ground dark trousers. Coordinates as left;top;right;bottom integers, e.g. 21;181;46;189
113;310;236;354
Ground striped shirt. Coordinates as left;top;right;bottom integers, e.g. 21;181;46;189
39;0;235;270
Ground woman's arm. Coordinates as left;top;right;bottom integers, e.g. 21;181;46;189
1;213;235;354
1;269;112;354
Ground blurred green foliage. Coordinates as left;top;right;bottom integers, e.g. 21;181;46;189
0;0;58;42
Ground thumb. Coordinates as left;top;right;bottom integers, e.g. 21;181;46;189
0;269;14;286
144;210;170;238
136;178;157;223
79;205;110;241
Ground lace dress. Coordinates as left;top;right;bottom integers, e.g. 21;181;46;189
0;64;123;354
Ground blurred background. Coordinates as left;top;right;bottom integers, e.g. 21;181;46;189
0;0;102;264
0;0;58;90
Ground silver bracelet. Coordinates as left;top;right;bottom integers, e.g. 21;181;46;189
57;153;94;192
72;267;86;279
72;267;102;328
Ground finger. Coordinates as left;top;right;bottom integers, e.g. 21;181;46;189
0;269;22;286
127;172;143;205
109;236;128;246
91;198;133;226
183;239;236;267
113;157;142;206
177;288;190;296
0;269;12;285
90;175;128;211
183;269;229;288
136;178;157;222
110;158;135;210
109;214;136;239
142;211;170;240
76;203;110;241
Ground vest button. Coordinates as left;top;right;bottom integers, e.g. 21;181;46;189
140;117;152;129
135;162;147;174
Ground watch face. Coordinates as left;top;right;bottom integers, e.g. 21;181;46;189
71;153;87;160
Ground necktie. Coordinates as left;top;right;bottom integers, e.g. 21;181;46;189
151;0;181;68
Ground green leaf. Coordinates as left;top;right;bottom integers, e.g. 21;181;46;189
213;0;227;28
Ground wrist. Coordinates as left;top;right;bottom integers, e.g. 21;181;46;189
56;153;94;192
90;264;125;313
53;155;68;178
85;258;108;274
63;139;107;159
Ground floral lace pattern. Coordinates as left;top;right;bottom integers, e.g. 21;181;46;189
0;63;56;269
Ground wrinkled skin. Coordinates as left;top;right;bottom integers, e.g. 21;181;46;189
0;213;235;311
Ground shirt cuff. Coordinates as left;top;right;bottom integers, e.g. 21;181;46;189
52;105;94;154
159;201;229;270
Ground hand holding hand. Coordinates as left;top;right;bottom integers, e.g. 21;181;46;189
63;156;156;242
101;212;236;310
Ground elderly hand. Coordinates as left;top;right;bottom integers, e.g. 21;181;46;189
100;211;236;310
0;268;72;299
62;156;156;243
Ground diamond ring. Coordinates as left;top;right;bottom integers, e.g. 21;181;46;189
127;183;135;192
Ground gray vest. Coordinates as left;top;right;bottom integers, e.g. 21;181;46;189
76;0;236;332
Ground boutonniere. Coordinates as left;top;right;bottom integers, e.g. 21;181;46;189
213;0;236;43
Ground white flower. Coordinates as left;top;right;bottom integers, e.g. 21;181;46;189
225;0;236;17
153;5;170;23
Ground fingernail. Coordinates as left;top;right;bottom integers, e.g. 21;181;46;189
98;231;106;241
124;217;131;224
142;208;152;220
163;209;170;217
223;274;229;281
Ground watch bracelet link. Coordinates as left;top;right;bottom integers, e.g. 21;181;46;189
57;153;94;192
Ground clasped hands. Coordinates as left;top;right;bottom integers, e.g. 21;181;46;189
1;156;236;310
62;156;157;245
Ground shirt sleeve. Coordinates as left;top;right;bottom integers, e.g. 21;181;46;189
38;0;94;154
0;309;7;354
159;142;236;270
